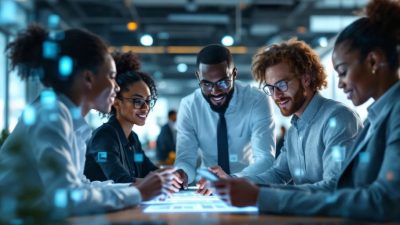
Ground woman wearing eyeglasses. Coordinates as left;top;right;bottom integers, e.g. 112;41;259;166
84;52;161;184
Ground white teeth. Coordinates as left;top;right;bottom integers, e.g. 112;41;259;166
137;114;147;118
212;96;224;101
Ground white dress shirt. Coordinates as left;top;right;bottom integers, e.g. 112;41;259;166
174;81;275;183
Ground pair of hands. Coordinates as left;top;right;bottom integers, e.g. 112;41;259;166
171;166;230;195
134;167;184;201
159;166;260;207
196;166;230;195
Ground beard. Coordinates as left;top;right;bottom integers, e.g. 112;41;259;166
202;87;234;114
276;84;307;117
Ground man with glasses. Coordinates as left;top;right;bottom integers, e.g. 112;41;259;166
174;44;275;194
246;38;362;191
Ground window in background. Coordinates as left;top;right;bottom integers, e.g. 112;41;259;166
0;33;6;131
8;69;26;131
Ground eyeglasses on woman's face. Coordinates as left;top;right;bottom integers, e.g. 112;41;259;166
118;96;156;109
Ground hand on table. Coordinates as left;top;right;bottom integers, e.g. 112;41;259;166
213;178;260;207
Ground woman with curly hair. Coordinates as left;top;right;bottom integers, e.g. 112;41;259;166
213;0;400;221
0;25;165;219
84;52;178;187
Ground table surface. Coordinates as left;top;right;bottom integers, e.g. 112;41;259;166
68;190;377;225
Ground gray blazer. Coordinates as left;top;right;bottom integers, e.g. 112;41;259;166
257;81;400;221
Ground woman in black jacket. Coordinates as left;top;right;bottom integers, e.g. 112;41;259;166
84;52;159;183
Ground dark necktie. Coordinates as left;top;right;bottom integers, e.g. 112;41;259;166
217;113;230;174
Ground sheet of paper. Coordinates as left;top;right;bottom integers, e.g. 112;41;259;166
142;188;258;213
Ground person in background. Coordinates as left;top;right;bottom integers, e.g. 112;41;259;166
174;44;275;195
0;25;169;219
213;0;400;221
156;110;177;165
84;52;180;191
246;38;362;191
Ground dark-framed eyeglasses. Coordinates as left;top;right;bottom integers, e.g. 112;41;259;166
118;96;157;109
199;78;232;93
263;79;291;96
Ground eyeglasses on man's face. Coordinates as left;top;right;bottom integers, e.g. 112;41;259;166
199;77;232;93
263;79;291;96
118;96;156;109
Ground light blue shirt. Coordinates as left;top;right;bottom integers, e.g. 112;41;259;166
247;93;362;191
174;81;275;183
0;91;141;217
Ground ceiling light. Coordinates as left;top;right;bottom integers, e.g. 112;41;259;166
140;34;153;46
221;35;234;46
127;21;138;31
177;63;188;73
318;37;328;47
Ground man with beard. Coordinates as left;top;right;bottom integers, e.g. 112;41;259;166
246;38;362;191
174;44;275;195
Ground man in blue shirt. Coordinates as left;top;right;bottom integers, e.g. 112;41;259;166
174;44;275;194
245;38;362;191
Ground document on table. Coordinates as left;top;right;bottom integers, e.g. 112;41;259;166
142;187;258;213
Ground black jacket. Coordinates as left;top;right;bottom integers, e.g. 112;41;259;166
156;123;176;161
84;116;158;183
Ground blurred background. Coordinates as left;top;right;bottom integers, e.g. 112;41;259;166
0;0;372;160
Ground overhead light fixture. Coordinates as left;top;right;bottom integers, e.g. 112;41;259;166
310;16;359;32
177;63;188;73
140;34;153;46
127;21;138;31
318;37;328;47
221;35;234;46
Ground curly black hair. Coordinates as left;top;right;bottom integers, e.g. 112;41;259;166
108;51;158;116
7;23;109;93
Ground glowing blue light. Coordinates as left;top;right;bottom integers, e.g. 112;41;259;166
140;34;153;46
177;63;188;73
0;0;17;24
331;146;345;162
229;154;238;162
134;153;144;163
54;189;68;208
359;152;370;164
40;89;57;108
48;14;60;29
318;37;328;48
293;168;305;177
70;189;83;203
49;113;58;122
49;31;65;41
325;194;338;203
43;41;58;59
221;35;234;46
97;152;107;163
59;56;73;77
70;107;81;119
328;117;337;128
23;105;36;126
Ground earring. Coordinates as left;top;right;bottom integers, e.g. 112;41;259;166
372;69;376;75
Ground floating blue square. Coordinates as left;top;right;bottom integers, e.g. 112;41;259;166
97;152;107;163
134;153;144;163
43;41;58;59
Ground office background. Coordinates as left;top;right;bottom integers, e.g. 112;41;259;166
0;0;372;151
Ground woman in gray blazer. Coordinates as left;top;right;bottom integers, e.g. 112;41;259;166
213;0;400;221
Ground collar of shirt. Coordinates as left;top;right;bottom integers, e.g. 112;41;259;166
108;115;134;148
290;92;321;129
367;81;400;126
